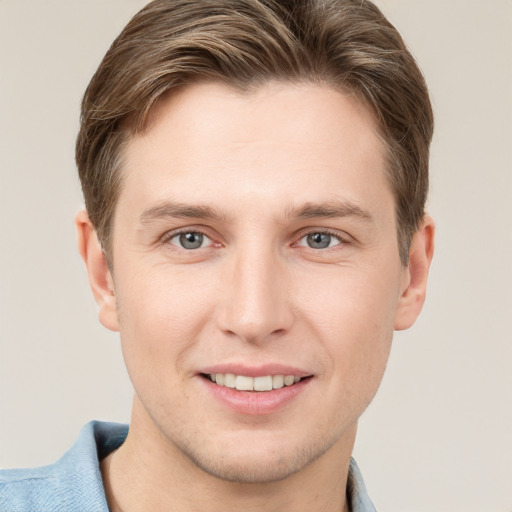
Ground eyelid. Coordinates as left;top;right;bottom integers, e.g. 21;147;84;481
294;228;352;247
157;225;351;250
160;226;217;247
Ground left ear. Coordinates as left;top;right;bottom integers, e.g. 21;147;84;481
394;215;435;331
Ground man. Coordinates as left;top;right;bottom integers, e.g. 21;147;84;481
0;0;434;510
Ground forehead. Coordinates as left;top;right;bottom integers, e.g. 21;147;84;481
138;81;382;159
118;81;391;222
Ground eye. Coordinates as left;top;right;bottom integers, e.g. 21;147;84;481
169;231;211;250
299;232;342;249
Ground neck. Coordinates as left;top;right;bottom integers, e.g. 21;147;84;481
102;404;356;512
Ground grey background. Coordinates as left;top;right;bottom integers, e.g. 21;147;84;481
1;1;511;511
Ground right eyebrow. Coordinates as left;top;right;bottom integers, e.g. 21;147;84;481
139;200;231;225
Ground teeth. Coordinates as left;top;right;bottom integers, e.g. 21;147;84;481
224;373;236;388
254;376;272;391
272;375;284;389
208;373;303;391
284;375;295;386
235;375;253;391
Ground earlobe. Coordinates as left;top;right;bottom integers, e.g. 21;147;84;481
75;210;120;332
394;215;435;331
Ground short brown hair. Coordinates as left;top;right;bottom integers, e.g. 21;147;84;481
76;0;433;265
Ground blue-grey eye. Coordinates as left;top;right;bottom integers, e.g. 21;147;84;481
171;232;206;250
304;232;340;249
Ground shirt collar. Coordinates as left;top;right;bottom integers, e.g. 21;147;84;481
347;457;377;512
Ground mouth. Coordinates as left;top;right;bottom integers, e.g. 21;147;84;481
199;368;313;414
201;373;310;392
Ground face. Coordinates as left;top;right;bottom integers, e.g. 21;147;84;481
102;82;412;483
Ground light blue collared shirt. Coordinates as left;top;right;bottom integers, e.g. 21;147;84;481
0;421;376;511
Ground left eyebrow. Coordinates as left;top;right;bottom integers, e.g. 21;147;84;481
287;200;374;223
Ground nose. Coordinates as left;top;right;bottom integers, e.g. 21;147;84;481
215;243;295;344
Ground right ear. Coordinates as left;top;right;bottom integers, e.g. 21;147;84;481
75;210;119;332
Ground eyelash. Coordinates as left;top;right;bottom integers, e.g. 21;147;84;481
161;229;214;250
296;230;348;250
160;228;350;251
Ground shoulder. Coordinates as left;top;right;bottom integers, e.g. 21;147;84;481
0;465;65;512
0;421;128;512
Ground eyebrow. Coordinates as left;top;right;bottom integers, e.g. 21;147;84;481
139;201;231;225
139;199;373;225
289;200;374;222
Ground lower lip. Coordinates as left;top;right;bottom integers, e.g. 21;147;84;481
200;376;312;415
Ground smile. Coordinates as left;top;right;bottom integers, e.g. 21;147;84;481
200;370;313;415
207;373;303;391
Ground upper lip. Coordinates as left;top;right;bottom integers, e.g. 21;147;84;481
199;364;313;378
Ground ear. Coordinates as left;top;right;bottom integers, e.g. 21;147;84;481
75;210;120;332
394;215;435;331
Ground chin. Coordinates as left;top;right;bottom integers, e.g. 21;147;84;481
185;449;311;484
172;430;336;484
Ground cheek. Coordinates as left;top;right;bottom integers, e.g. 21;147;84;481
301;260;401;333
301;264;400;381
114;264;217;378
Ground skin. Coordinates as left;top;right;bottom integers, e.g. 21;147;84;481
77;81;434;512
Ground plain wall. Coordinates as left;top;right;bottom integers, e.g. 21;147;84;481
0;1;511;511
